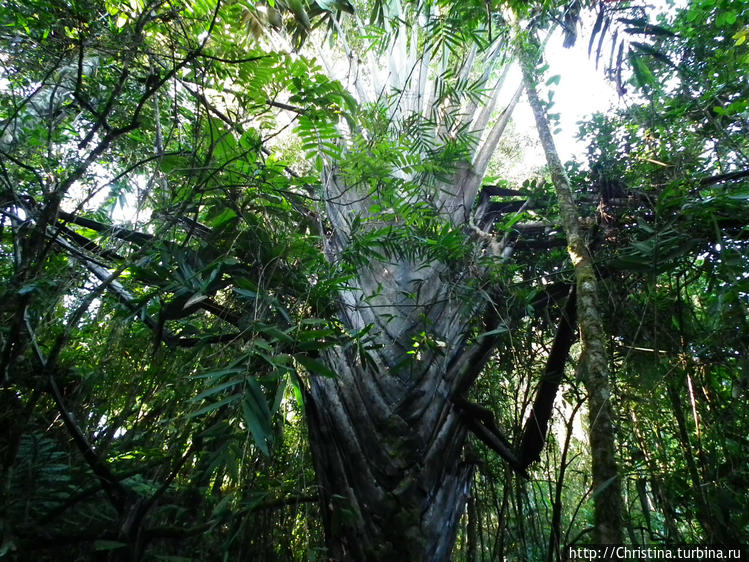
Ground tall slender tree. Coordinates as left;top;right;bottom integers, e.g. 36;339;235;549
519;32;623;545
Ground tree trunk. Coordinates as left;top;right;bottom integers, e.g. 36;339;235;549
306;362;472;561
299;13;525;556
519;35;624;545
305;258;481;561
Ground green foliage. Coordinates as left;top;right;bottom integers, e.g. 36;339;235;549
0;0;347;558
1;0;748;559
568;0;749;548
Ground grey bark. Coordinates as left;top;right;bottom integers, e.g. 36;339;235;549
302;13;528;558
305;257;480;561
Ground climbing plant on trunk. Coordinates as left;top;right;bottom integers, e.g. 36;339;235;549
519;32;624;544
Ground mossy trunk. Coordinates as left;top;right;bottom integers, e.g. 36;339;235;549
520;36;624;545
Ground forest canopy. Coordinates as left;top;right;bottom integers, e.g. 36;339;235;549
0;0;747;560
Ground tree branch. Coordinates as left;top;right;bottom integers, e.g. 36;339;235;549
48;373;129;512
699;168;749;186
453;396;528;477
518;286;577;469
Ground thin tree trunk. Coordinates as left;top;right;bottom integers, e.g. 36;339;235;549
665;375;745;554
467;489;479;562
629;410;682;541
547;399;584;562
519;35;624;544
492;478;510;561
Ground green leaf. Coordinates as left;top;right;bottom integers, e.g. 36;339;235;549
288;372;305;408
18;284;38;295
717;11;737;26
726;190;749;201
478;326;509;338
190;377;244;402
94;540;127;551
188;394;241;418
234;287;258;299
630;42;677;69
242;377;273;455
192;367;245;380
270;375;287;415
294;354;337;377
629;53;656;88
209;208;238;228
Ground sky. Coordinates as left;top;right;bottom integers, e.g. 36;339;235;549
510;22;625;166
511;0;685;165
541;27;623;161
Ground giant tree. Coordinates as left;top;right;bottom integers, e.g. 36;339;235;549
292;2;600;560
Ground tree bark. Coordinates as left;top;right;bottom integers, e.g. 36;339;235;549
304;258;480;561
300;15;527;557
519;35;624;544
